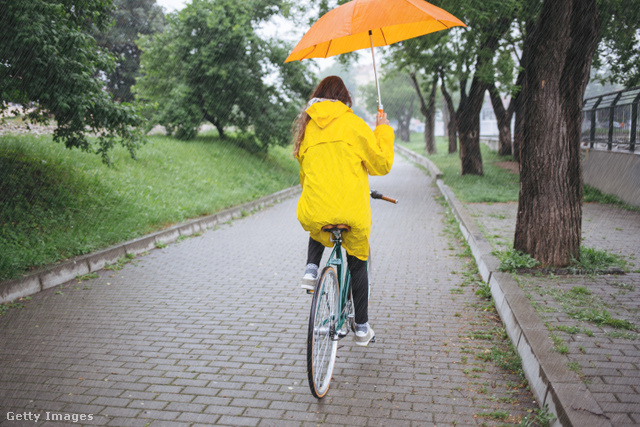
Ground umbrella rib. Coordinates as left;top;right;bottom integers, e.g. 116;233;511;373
439;19;451;30
380;28;389;46
325;38;333;58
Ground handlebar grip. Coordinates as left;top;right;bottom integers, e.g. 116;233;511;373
381;195;398;204
370;190;398;204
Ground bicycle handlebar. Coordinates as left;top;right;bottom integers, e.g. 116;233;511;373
370;190;398;204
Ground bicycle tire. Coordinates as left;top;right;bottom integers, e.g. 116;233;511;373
307;266;339;399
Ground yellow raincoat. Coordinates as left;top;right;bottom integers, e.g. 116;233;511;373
295;100;395;260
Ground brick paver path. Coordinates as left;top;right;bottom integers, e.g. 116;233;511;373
467;201;640;426
0;156;537;426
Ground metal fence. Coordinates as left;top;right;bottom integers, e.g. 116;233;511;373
582;86;640;153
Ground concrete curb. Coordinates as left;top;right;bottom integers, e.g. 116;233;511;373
0;186;301;304
402;150;611;427
395;144;443;179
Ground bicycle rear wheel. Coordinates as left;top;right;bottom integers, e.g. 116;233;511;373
307;266;339;398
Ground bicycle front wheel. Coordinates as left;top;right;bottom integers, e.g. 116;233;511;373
307;266;339;399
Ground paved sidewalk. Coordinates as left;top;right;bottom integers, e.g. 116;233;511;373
466;201;640;426
0;155;539;426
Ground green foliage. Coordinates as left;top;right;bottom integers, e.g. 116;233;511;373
595;0;640;87
93;0;166;103
0;301;25;316
0;133;299;280
475;282;492;299
0;0;144;164
361;74;417;142
520;405;556;427
134;0;314;149
495;248;540;272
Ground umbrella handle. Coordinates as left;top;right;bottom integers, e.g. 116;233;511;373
369;31;383;112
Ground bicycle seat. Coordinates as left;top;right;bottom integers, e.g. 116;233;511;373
321;224;351;233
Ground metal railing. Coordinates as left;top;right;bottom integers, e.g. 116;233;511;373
582;87;640;153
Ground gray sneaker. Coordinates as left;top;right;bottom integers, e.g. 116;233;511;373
301;263;318;291
354;322;375;346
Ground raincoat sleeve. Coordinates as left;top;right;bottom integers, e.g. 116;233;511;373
357;123;395;176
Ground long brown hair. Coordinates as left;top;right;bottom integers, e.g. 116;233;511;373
292;76;352;157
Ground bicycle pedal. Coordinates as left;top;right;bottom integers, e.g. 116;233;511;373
306;289;314;295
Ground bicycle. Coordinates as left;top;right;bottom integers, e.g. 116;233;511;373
306;190;397;399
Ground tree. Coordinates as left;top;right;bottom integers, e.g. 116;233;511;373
0;0;144;163
389;0;519;174
487;82;514;156
93;0;165;103
513;0;600;266
388;31;452;154
486;2;541;162
134;0;313;148
409;71;438;154
439;71;458;153
450;0;516;175
594;0;640;88
362;74;416;142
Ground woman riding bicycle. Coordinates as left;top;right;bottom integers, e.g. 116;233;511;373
293;75;395;346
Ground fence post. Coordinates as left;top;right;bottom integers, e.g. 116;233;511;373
590;97;601;148
631;92;640;153
608;91;622;151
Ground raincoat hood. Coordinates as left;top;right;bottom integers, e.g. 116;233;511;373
306;99;352;129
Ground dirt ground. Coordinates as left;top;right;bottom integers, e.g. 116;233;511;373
494;160;519;175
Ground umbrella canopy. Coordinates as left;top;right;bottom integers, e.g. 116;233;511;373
284;0;466;62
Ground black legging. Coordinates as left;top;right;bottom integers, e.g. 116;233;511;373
307;237;368;324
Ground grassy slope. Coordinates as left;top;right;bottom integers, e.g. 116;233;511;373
0;133;299;280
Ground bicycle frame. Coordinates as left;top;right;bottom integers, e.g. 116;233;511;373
324;230;353;339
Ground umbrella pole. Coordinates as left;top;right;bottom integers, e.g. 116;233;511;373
369;30;383;113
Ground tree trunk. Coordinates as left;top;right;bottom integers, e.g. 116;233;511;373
441;77;457;153
514;0;600;266
457;76;485;175
409;72;437;154
442;97;449;139
425;76;438;154
398;97;414;142
455;18;510;175
512;21;534;164
508;71;524;162
512;93;525;163
204;112;225;139
487;83;512;156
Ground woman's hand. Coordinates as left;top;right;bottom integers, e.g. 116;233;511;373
376;111;390;126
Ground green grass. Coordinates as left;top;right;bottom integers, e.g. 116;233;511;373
401;135;520;203
494;248;541;272
543;285;638;332
584;184;640;211
402;133;640;210
570;247;627;273
0;132;299;281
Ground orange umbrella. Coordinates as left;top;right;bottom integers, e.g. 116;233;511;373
285;0;465;112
